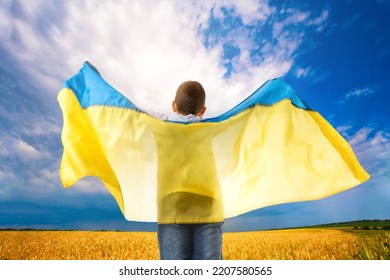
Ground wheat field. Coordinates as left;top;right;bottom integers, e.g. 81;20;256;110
0;229;388;260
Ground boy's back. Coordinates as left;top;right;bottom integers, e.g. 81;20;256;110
146;81;224;224
152;120;224;224
151;80;224;260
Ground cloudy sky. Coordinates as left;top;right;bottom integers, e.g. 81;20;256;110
0;0;389;231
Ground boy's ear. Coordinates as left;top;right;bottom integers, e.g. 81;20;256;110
197;106;206;117
172;101;178;112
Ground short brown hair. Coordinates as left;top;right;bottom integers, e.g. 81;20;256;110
174;81;205;115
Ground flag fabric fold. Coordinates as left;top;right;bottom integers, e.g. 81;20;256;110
57;62;369;223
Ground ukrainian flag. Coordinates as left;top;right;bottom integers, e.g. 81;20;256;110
57;62;369;223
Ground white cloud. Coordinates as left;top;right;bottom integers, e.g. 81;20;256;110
308;10;329;31
277;9;310;28
347;127;372;147
339;85;376;104
212;0;275;25
273;8;329;37
0;169;15;181
67;177;111;195
295;66;311;78
268;8;329;76
29;167;59;188
293;65;330;84
0;0;329;117
346;127;390;189
2;136;50;161
336;125;353;137
347;86;376;98
14;140;41;159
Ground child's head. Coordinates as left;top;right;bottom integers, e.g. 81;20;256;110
173;81;206;117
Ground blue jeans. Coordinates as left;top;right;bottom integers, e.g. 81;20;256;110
158;222;223;260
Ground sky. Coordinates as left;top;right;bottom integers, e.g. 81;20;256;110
0;0;389;232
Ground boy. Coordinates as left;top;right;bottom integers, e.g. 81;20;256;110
147;81;223;260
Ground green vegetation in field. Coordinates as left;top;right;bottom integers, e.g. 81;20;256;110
306;219;390;229
351;230;390;260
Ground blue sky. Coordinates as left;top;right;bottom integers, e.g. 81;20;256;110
0;0;389;232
